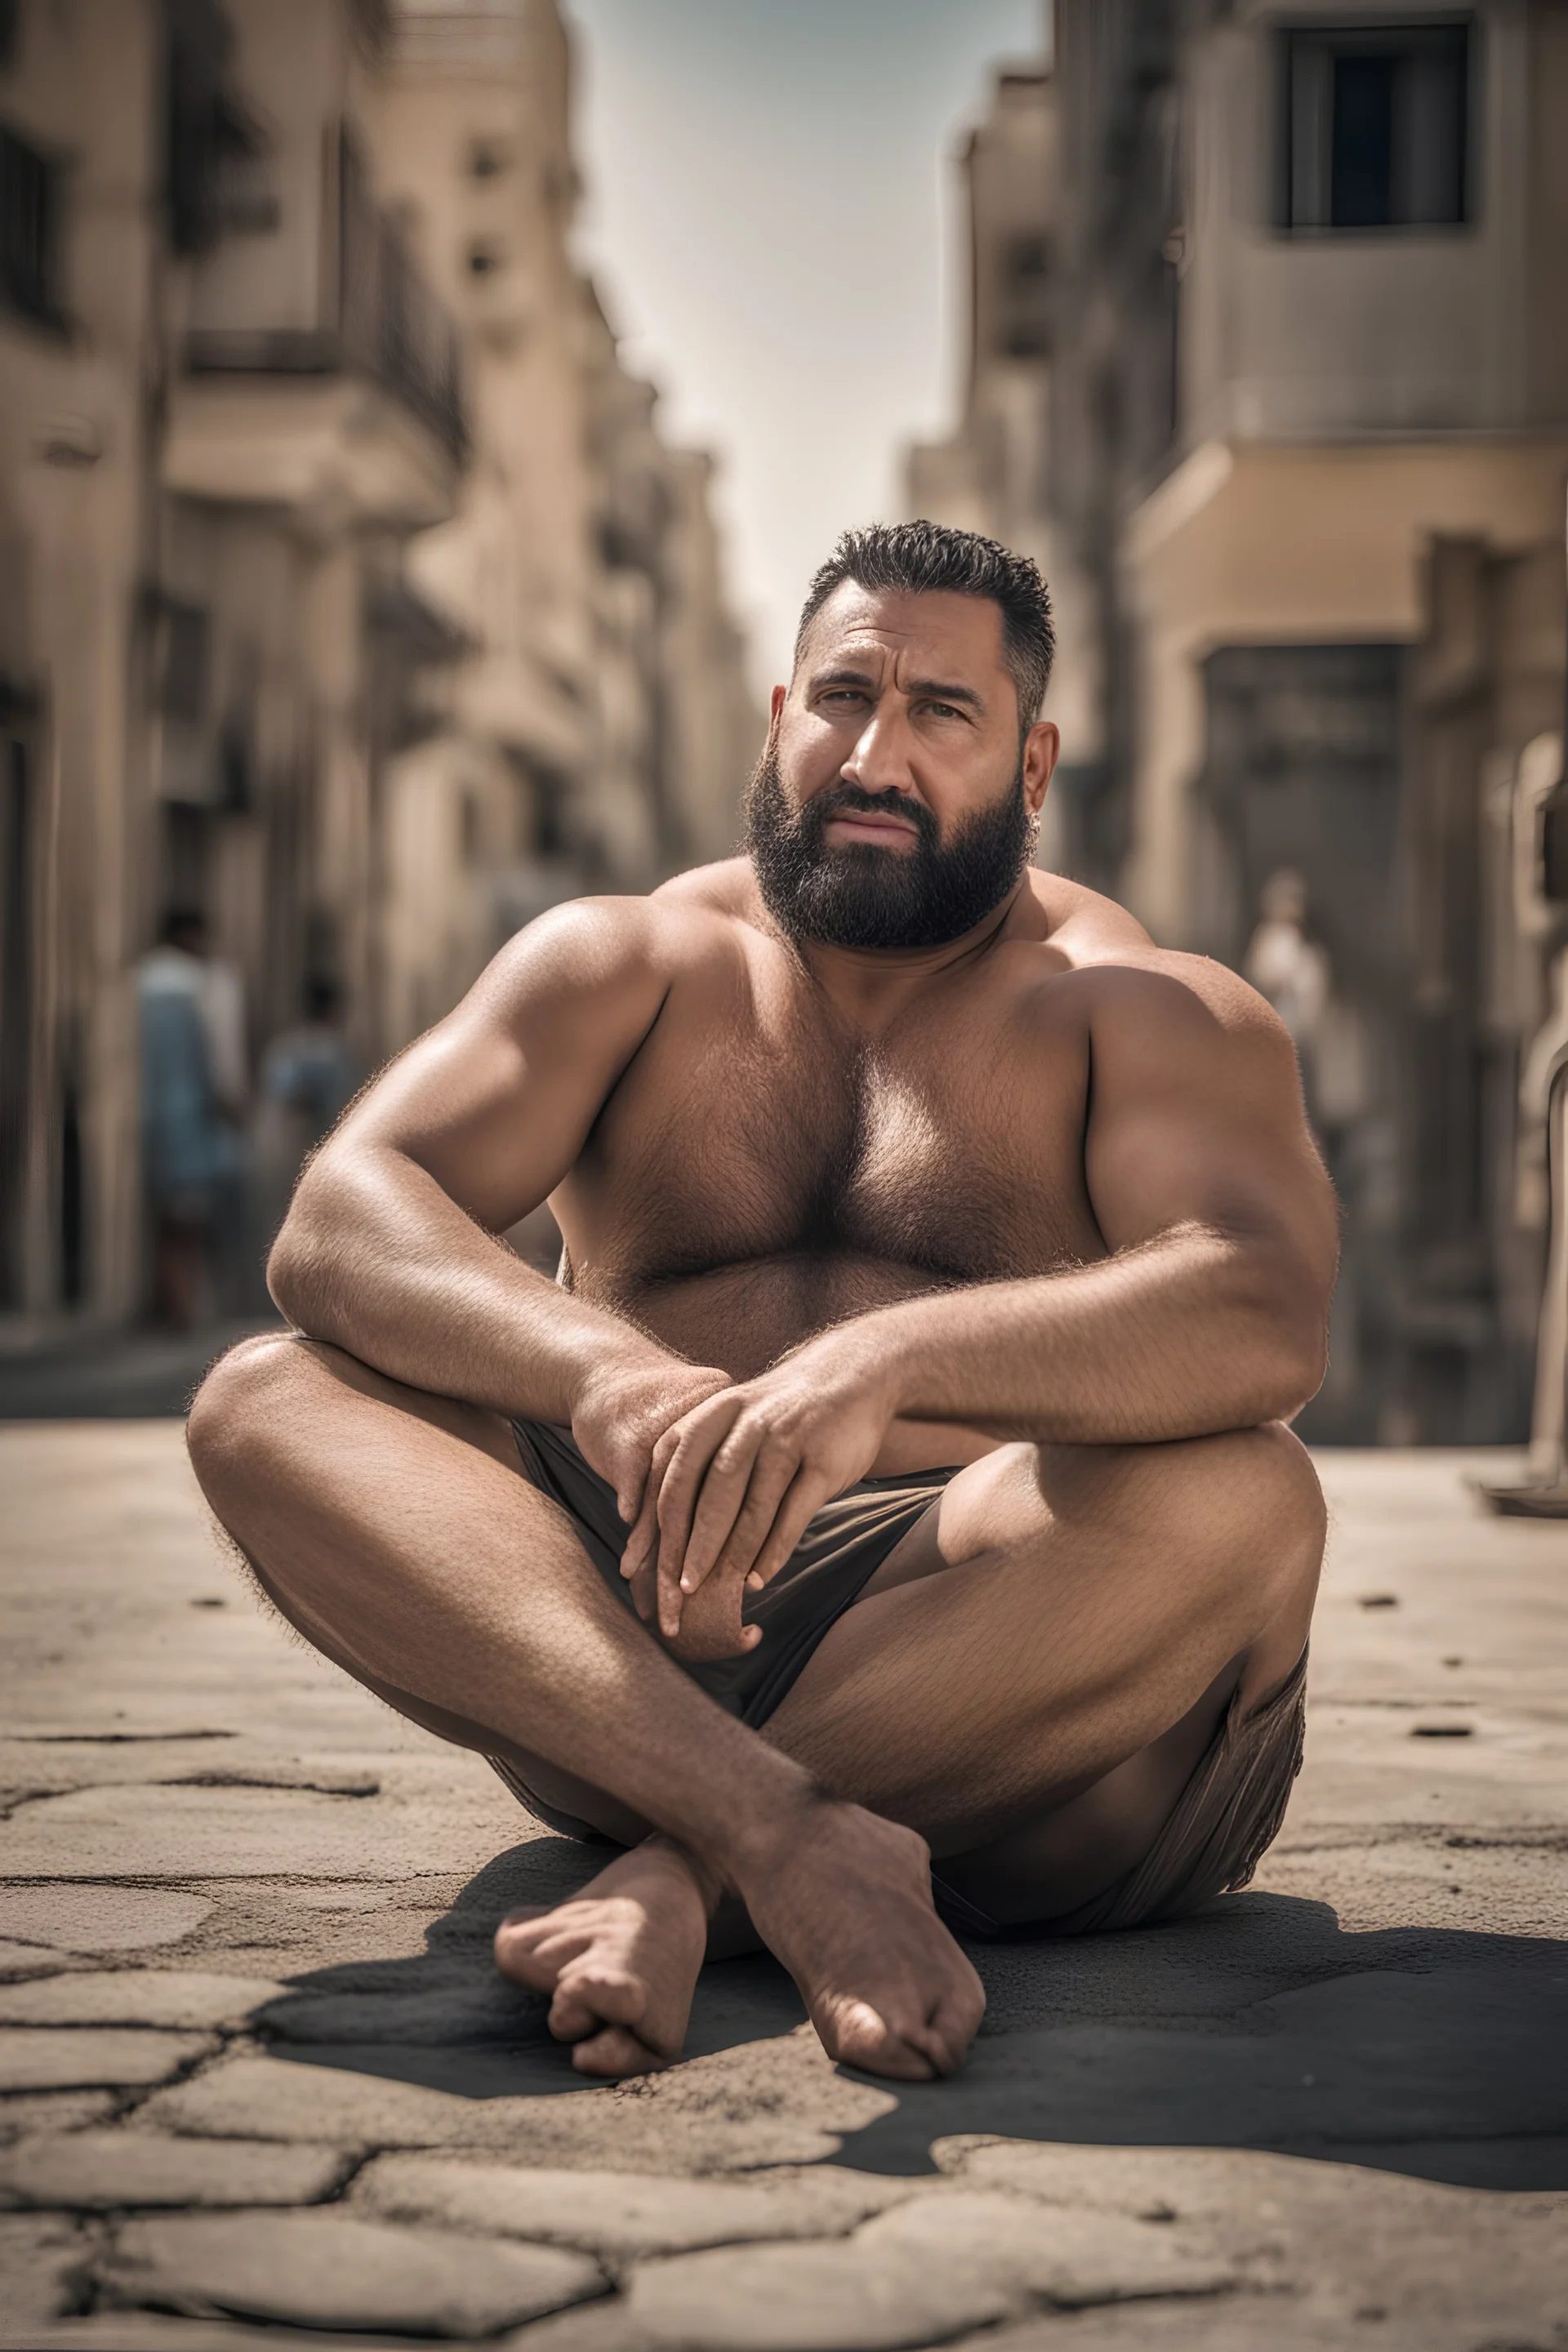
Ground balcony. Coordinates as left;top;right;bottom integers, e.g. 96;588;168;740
164;127;466;531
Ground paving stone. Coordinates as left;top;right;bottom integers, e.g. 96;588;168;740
0;1784;506;1882
0;1888;213;1954
0;1972;285;2032
136;2051;519;2149
0;2131;352;2210
103;2210;606;2336
0;2030;216;2092
0;2091;118;2141
5;2316;432;2351
951;2310;1442;2352
857;2192;1238;2307
137;2044;877;2173
938;2140;1568;2341
501;2301;660;2352
628;2233;1015;2350
0;2212;92;2328
0;1940;74;1979
356;2154;902;2262
625;2193;1235;2352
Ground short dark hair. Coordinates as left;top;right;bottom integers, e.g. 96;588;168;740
793;520;1054;725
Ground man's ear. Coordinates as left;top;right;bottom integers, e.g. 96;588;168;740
768;683;786;734
1023;719;1060;814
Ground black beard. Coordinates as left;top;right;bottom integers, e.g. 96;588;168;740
742;750;1031;951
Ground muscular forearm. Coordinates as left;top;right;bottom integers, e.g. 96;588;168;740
843;1223;1326;1446
268;1147;670;1421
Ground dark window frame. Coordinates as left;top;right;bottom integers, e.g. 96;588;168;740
0;117;67;330
1274;15;1477;237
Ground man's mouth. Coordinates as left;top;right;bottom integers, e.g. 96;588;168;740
822;806;920;849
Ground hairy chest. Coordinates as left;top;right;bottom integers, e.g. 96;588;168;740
569;974;1100;1287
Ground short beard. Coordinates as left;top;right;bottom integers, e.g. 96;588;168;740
742;749;1034;951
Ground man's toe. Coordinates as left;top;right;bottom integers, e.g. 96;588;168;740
493;1912;555;1989
571;2024;668;2078
550;1964;649;2042
821;1998;938;2081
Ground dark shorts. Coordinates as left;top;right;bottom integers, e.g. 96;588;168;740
506;1419;956;1733
494;1419;1307;1940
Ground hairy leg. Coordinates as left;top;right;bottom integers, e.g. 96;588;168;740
763;1427;1325;1921
186;1334;983;2081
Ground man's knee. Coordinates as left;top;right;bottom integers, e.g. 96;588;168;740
1147;1423;1324;1618
1046;1422;1324;1602
186;1331;314;1500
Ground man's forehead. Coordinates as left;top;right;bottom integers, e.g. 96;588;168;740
798;581;1007;679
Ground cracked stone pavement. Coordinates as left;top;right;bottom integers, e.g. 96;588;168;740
1;1423;1565;2351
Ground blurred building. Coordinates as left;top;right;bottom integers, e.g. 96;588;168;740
905;60;1103;871
913;1;1568;1444
0;0;758;1339
371;0;758;1044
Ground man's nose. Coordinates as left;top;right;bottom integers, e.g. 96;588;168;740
841;702;915;795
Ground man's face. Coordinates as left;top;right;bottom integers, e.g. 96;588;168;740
745;583;1058;952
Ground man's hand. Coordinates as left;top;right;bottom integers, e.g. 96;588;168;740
569;1352;733;1630
626;1329;902;1646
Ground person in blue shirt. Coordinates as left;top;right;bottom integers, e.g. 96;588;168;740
136;910;243;1328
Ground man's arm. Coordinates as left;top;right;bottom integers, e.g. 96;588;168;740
871;956;1336;1441
646;955;1337;1628
267;900;730;1521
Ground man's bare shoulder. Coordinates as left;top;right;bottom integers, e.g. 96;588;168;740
652;855;764;923
1021;878;1289;1050
476;873;745;1014
1026;869;1152;964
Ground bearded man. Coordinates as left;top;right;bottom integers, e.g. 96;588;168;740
189;522;1336;2083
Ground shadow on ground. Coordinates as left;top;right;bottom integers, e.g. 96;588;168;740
254;1840;1568;2194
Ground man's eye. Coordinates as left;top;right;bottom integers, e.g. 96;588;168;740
924;702;964;720
821;690;863;707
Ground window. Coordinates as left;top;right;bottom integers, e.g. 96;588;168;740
1281;20;1471;231
1;120;63;325
998;231;1052;359
156;603;210;724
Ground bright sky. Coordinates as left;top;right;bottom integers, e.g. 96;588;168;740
561;0;1047;696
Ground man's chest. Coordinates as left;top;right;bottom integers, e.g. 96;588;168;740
576;973;1100;1284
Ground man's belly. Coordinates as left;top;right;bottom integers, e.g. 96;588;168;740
577;1249;1003;1474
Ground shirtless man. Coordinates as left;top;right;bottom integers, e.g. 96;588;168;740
189;522;1337;2087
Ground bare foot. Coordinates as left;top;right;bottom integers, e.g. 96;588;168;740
493;1838;710;2077
738;1798;986;2081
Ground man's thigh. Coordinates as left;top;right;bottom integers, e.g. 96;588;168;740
764;1423;1322;1869
194;1334;654;1847
861;1423;1321;1712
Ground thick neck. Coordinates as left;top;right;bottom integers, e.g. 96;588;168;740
782;875;1034;1027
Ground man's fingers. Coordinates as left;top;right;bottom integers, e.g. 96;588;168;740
679;1428;799;1595
621;1410;692;1575
652;1394;746;1634
733;1466;839;1594
698;1446;816;1592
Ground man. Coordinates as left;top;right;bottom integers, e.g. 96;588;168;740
137;910;246;1330
189;523;1336;2087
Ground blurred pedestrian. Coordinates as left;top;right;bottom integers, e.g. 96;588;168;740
136;911;245;1330
252;978;363;1252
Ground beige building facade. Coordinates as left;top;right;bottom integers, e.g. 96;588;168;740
371;1;760;1050
0;0;756;1341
